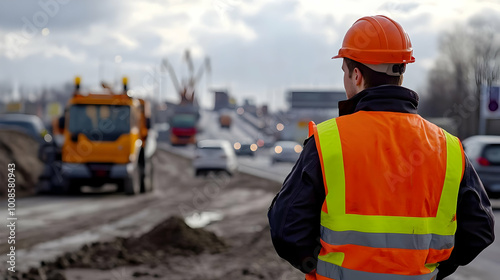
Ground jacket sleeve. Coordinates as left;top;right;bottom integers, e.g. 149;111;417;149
437;155;496;279
267;136;325;274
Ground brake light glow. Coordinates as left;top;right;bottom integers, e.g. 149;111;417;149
477;157;490;166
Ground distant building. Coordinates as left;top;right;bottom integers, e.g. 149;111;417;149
213;90;231;111
242;98;257;115
288;90;345;109
281;90;346;143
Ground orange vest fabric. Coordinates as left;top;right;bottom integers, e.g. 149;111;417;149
306;111;465;280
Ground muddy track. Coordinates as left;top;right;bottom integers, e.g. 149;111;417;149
1;149;304;279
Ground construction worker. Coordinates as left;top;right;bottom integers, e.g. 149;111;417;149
268;15;495;280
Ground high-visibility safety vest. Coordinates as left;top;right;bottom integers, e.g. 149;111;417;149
306;111;465;280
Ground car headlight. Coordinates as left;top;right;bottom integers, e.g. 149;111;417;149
44;134;53;143
274;146;283;154
294;145;303;153
234;142;241;150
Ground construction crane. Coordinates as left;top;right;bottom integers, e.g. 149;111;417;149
161;49;211;105
161;50;211;145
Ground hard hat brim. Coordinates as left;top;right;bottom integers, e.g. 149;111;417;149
332;51;415;65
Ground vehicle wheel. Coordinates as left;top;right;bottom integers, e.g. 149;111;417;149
56;179;80;195
116;182;124;192
124;165;141;195
198;170;209;177
141;159;154;193
66;184;81;195
35;179;51;194
139;161;146;193
37;162;59;194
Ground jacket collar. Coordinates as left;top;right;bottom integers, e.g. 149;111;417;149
338;85;419;116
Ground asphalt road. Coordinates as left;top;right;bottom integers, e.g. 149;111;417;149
0;149;293;277
166;109;297;183
2;149;498;279
448;201;500;280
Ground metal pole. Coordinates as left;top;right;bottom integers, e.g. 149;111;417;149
479;84;487;135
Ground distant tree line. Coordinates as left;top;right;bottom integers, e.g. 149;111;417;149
420;13;500;139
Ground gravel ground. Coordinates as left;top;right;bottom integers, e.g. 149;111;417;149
3;149;304;280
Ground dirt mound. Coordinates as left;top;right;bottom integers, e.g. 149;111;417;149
0;130;43;197
6;216;227;279
128;216;227;255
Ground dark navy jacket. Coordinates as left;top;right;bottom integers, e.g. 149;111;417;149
268;85;495;279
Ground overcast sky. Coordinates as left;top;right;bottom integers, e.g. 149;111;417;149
1;0;500;110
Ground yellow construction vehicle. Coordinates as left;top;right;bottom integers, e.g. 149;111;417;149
41;77;155;195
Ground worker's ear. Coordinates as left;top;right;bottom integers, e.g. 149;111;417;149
353;67;366;91
353;67;363;86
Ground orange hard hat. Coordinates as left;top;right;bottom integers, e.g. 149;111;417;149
332;15;415;65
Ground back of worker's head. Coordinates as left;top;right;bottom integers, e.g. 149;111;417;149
344;58;403;88
333;15;415;92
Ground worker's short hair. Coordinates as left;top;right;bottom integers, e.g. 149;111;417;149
344;58;403;88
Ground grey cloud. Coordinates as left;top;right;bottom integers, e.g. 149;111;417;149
378;2;420;14
1;0;494;110
0;0;127;32
469;8;500;30
191;0;340;102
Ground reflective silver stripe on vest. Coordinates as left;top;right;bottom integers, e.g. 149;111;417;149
317;259;438;280
321;226;454;250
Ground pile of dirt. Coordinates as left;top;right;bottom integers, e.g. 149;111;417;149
127;216;227;255
6;216;227;280
0;130;43;198
221;224;304;280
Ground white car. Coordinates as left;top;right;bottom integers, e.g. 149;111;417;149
271;141;303;164
462;135;500;198
193;139;238;176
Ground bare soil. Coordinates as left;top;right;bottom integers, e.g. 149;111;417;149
2;141;304;280
6;216;229;280
2;149;304;280
0;130;43;198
